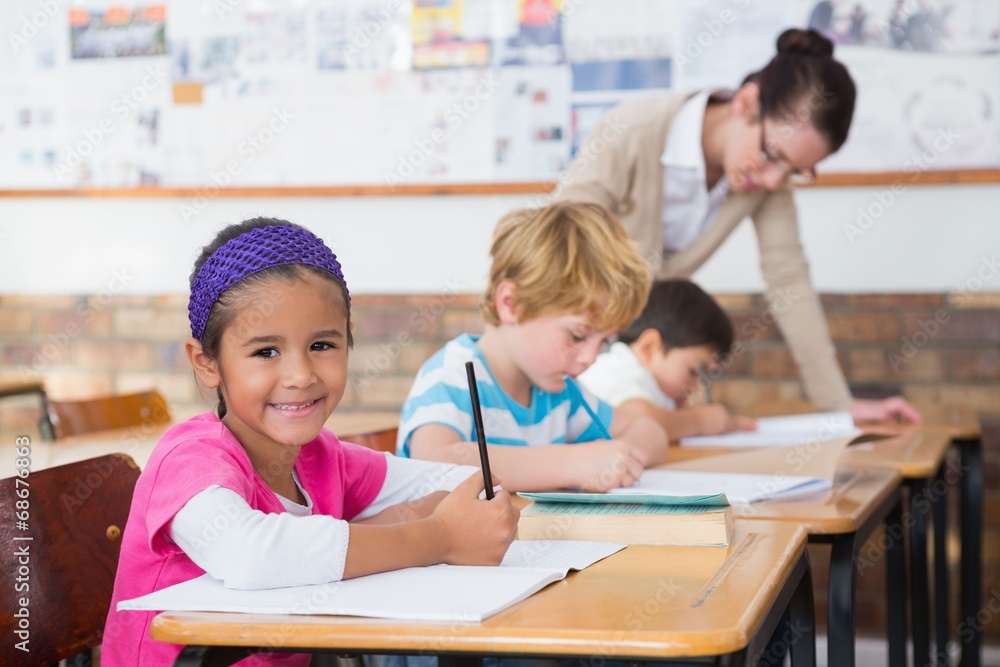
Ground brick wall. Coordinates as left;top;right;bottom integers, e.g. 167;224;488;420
1;291;998;641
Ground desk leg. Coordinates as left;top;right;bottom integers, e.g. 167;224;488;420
787;551;816;667
886;496;907;667
958;438;983;667
827;532;859;667
932;466;949;667
172;646;253;667
907;478;932;667
438;657;482;667
742;550;814;667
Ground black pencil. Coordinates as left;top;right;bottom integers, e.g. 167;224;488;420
465;361;495;500
701;365;713;404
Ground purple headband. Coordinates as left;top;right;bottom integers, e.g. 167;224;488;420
188;225;349;340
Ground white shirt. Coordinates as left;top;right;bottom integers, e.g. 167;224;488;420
169;454;478;589
660;90;730;255
578;342;676;410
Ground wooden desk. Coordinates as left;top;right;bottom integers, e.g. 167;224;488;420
739;402;983;667
854;401;984;667
0;424;167;478
152;522;814;667
659;454;905;667
327;411;399;440
0;377;46;399
0;412;401;479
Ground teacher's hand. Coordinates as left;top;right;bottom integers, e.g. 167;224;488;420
848;396;923;424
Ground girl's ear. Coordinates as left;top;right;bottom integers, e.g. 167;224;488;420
494;280;521;325
732;81;762;123
185;338;221;389
631;328;664;365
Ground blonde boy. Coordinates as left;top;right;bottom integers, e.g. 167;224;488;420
397;202;668;492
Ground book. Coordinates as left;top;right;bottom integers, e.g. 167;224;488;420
517;500;733;547
619;470;832;504
520;469;831;508
680;411;860;447
117;540;624;623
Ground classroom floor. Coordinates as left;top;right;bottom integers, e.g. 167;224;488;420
818;636;1000;666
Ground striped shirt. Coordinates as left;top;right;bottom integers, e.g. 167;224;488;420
397;334;614;457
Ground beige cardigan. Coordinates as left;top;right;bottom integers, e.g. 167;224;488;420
555;92;851;411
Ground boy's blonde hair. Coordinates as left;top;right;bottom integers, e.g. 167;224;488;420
482;201;651;330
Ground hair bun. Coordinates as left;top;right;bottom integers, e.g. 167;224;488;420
777;28;834;57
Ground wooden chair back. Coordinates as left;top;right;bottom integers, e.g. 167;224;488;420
344;427;398;454
46;390;171;440
0;454;140;665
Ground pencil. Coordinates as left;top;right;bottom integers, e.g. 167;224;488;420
565;376;612;440
701;365;713;404
465;361;495;500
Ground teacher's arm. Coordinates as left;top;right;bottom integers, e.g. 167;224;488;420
752;188;921;423
752;186;850;410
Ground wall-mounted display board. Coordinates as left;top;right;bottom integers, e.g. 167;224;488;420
1;0;997;196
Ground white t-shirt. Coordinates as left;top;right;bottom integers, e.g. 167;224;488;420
169;454;477;588
578;342;676;410
660;89;731;255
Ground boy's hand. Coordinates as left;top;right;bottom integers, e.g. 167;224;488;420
694;405;757;435
571;440;647;492
430;473;520;566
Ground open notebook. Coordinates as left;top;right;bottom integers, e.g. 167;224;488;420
117;540;623;623
680;411;860;447
522;469;829;505
615;469;831;504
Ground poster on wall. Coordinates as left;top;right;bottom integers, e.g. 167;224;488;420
69;5;167;59
0;0;997;191
824;48;999;172
412;0;491;68
497;0;565;65
671;0;793;91
493;65;570;179
794;0;1000;54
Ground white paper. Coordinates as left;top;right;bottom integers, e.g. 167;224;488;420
501;539;624;571
118;540;623;622
680;411;859;447
609;469;831;505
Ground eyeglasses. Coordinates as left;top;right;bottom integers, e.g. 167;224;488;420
759;104;817;186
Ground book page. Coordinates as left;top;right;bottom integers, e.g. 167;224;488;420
118;566;563;622
119;540;623;622
501;540;624;571
680;411;859;447
612;470;831;505
666;435;859;482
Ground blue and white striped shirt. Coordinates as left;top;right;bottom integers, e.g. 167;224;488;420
397;334;614;457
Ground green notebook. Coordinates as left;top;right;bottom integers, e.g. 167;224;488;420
517;491;729;507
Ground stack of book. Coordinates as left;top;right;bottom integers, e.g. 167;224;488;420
517;490;733;547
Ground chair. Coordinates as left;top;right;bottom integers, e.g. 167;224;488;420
43;389;171;440
0;378;51;437
0;454;140;666
342;427;398;454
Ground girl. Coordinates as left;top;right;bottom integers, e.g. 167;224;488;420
556;28;921;425
103;219;519;666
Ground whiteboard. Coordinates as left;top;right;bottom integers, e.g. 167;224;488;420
0;0;997;191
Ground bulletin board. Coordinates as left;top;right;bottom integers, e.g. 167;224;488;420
1;0;998;197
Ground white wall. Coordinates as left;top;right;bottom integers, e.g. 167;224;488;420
1;182;997;296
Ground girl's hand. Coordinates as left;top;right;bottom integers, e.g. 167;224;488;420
431;473;519;566
571;440;647;492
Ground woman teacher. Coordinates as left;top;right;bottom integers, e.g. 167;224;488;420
556;28;920;423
